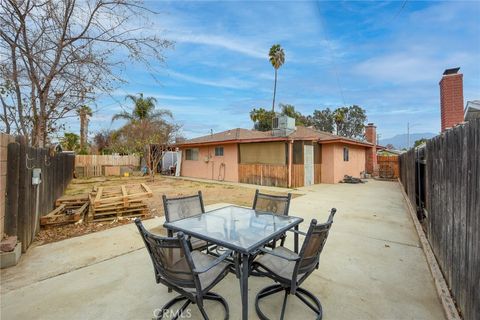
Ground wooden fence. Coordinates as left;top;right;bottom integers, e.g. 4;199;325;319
75;155;140;177
75;155;140;167
5;136;75;252
290;164;304;188
1;133;16;237
377;155;399;179
238;164;288;187
399;119;479;320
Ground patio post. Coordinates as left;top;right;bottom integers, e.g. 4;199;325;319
288;140;293;188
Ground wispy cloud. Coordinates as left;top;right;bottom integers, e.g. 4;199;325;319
164;70;255;89
170;31;265;59
84;1;480;140
110;90;195;101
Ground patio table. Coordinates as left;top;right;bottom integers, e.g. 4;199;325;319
164;205;303;320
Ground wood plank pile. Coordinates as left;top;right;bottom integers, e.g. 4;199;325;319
55;194;89;209
89;183;152;222
40;183;152;226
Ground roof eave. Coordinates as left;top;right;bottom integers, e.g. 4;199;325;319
176;136;289;147
319;138;373;148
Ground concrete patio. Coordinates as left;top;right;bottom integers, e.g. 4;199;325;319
0;180;445;320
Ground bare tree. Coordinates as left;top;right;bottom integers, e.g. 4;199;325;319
0;0;172;146
110;118;179;180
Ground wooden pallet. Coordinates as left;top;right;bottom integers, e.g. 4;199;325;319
40;202;89;227
55;194;90;209
89;184;152;221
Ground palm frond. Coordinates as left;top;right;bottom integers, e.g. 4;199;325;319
112;112;134;123
150;109;173;119
125;94;139;104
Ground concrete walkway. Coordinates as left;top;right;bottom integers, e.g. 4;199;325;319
0;180;445;319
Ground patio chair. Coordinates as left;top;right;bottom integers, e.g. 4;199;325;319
162;191;209;251
252;189;292;248
135;218;232;320
251;209;337;320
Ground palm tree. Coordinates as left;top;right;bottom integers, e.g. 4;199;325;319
112;93;172;125
333;108;346;136
77;105;92;150
112;93;173;180
60;132;80;151
269;44;285;113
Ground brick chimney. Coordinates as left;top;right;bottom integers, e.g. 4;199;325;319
440;67;464;132
365;123;377;175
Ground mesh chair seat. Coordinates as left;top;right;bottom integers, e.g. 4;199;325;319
253;246;303;282
165;250;229;293
135;218;231;319
190;237;208;251
252;190;292;249
163;192;209;252
252;209;337;320
192;251;230;292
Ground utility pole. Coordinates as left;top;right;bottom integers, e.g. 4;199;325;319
407;122;410;149
407;122;419;149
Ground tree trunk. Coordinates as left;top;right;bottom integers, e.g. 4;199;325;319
272;68;277;113
1;100;11;134
80;114;85;149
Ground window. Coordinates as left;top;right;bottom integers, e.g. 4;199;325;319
292;141;303;164
343;147;349;161
215;147;224;156
185;148;199;160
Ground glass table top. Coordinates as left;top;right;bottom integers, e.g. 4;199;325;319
164;205;303;254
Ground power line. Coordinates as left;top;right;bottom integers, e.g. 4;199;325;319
393;0;409;20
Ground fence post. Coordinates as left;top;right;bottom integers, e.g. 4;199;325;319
15;136;28;252
5;142;20;237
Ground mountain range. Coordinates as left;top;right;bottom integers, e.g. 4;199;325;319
379;132;437;150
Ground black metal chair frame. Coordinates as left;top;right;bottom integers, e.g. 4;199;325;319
135;218;232;320
252;189;292;248
252;208;337;320
163;191;210;252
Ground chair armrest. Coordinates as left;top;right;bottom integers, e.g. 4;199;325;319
193;250;233;274
257;247;300;261
287;228;307;236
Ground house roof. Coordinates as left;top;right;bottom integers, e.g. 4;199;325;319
177;126;374;148
465;100;480;121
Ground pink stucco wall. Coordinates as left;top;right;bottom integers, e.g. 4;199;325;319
180;144;239;182
321;143;367;184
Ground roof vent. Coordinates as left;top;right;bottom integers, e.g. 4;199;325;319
443;67;460;75
272;115;295;137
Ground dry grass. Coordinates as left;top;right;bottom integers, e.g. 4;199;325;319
35;175;293;245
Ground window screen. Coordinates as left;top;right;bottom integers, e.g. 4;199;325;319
185;148;199;160
239;142;286;164
215;147;224;156
343;147;349;162
293;141;303;164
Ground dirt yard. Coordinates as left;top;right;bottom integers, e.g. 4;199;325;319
35;175;292;245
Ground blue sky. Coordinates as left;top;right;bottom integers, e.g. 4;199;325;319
71;0;480;140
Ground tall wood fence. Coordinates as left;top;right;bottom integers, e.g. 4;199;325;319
4;136;75;252
75;155;140;177
75;154;140;167
1;133;16;237
399;119;479;320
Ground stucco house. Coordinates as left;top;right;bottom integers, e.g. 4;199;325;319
175;117;378;187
